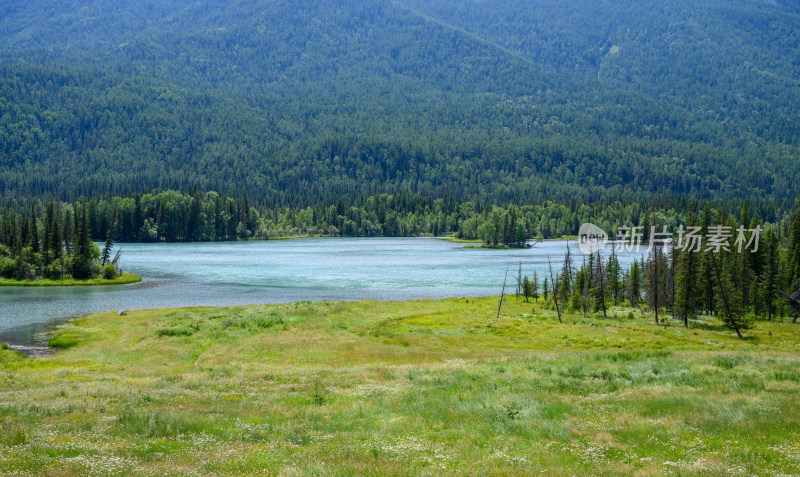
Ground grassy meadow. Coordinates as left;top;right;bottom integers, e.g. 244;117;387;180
1;297;800;475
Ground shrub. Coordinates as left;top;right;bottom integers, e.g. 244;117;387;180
713;354;740;369
102;263;117;280
42;261;63;280
90;260;102;279
156;325;198;337
0;257;17;278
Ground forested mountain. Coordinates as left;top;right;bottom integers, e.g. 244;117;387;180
1;0;799;207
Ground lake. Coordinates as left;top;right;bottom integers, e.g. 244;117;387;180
0;238;645;352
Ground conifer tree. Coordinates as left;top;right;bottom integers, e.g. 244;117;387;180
646;245;662;324
699;204;716;314
630;259;642;313
592;252;607;317
72;206;93;279
762;228;779;321
559;245;573;306
48;201;62;262
101;207;118;266
675;204;700;327
63;209;74;256
29;205;40;254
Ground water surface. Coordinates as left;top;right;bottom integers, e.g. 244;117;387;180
0;238;644;350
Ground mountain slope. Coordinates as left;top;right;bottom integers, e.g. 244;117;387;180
0;0;798;206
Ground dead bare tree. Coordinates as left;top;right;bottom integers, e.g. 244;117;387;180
111;247;123;273
547;255;562;323
711;257;745;339
497;266;509;320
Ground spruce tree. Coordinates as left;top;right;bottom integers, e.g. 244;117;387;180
763;228;779;321
646;245;663;324
559;245;573;305
62;209;74;256
674;204;700;327
101;207;118;266
630;260;642;313
592;252;607;317
29;205;40;254
48;201;62;261
699;204;715;314
72;206;93;279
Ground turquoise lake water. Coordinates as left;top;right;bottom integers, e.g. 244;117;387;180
0;238;645;350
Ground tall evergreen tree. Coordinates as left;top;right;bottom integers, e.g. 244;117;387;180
72;206;93;279
674;204;700;327
762;228;779;321
592;252;607;317
29;205;40;254
63;209;74;256
101;207;118;266
48;201;62;261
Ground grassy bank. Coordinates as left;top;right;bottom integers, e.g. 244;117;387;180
1;297;800;475
438;236;484;244
0;273;142;287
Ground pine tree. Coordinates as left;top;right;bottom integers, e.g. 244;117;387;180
43;200;54;260
48;201;62;261
629;260;642;313
62;209;74;256
72;206;93;279
19;215;29;249
790;190;800;285
762;228;779;321
699;204;715;314
522;275;531;303
646;245;663;324
607;248;621;305
543;277;549;301
674;204;700;327
712;253;749;339
559;245;573;306
101;207;118;266
592;252;607;317
29;205;40;254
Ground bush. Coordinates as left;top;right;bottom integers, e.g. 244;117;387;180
156;325;198;337
713;354;740;369
42;261;63;280
0;257;17;278
90;260;102;279
102;263;117;280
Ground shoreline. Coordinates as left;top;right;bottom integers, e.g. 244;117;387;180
0;273;142;287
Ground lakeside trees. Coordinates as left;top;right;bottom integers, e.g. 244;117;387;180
0;201;113;281
533;196;800;336
0;189;744;246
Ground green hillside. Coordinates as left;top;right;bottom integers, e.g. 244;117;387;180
1;0;798;205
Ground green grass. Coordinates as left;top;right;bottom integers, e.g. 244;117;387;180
0;273;142;287
438;236;484;244
2;297;800;475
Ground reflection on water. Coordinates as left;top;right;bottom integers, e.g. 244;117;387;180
0;238;645;350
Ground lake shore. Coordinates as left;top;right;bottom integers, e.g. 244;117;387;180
0;273;142;287
1;296;797;474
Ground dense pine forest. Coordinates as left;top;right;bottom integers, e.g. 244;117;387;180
1;0;799;207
